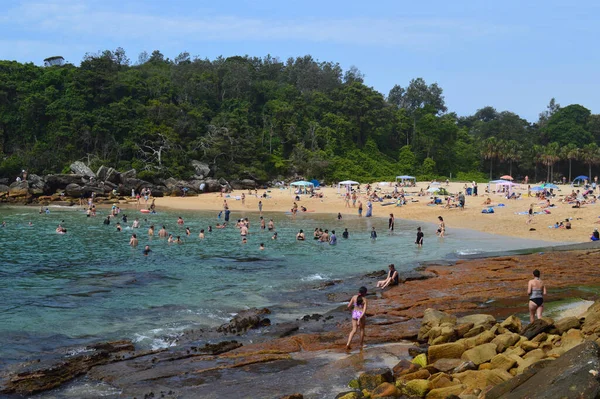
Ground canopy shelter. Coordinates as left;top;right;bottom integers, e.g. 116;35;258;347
310;179;320;188
572;175;589;186
430;182;441;186
530;186;544;192
290;180;315;194
542;183;559;190
427;187;440;193
500;175;513;180
337;180;360;193
395;175;416;184
494;180;519;195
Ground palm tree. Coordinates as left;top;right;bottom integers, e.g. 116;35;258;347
481;137;499;180
581;143;600;181
542;143;560;183
503;140;521;178
561;143;580;183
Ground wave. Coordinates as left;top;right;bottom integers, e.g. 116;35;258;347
301;273;330;282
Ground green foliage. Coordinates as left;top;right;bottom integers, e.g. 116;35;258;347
0;155;23;179
397;145;416;174
455;171;488;182
419;157;436;179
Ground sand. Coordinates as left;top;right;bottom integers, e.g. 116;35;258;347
154;181;600;242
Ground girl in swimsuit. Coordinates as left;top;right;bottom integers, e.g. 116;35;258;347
346;286;368;350
527;269;547;323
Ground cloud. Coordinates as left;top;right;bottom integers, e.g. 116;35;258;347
4;0;518;50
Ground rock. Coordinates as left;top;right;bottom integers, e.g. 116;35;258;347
408;345;428;358
418;309;457;341
400;369;430;381
485;341;600;399
548;328;585;357
452;361;477;374
217;308;271;334
428;372;460;389
500;315;522;333
0;340;134;395
371;382;400;398
425;384;465;399
64;183;83;197
582;299;600;334
455;323;474;338
412;353;428;367
191;160;211;178
461;343;497;365
457;314;496;330
230;179;257;190
8;181;29;197
82;185;105;196
520;340;539;351
280;395;303;399
520;318;553;340
531;332;548;343
460;330;496;349
504;347;525;357
523;348;546;361
491;333;521;353
452;369;512;391
45;174;85;192
335;392;363;399
96;165;109;181
105;168;120;184
121;169;136;179
357;368;393;390
490;354;517;371
431;358;464;373
70;161;95;178
27;174;48;194
402;379;431;397
393;359;420;378
0;184;9;194
463;325;486;338
555;316;581;335
428;342;466;364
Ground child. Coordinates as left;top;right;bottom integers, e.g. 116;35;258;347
415;227;424;247
346;286;368;350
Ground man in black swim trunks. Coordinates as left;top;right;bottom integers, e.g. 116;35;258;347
377;264;399;289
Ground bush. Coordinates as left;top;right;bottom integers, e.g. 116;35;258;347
455;171;488;183
0;155;23;179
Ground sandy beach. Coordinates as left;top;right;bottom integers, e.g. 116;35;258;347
154;181;599;243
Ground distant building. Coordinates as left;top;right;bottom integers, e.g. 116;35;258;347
43;56;65;67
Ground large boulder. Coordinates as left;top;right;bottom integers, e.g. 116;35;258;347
500;315;522;333
96;165;109;181
70;161;95;178
461;343;497;365
217;308;271;335
485;341;600;399
230;179;257;190
582;300;600;334
555;316;581;335
457;314;496;330
65;183;83;197
418;309;457;341
26;174;48;194
120;169;136;179
46;175;85;192
428;342;466;364
357;368;393;391
191;160;211;178
0;184;9;194
491;333;521;353
452;369;512;391
371;382;400;398
8;181;29;197
521;318;553;340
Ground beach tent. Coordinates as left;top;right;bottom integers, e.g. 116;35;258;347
530;186;544;192
395;175;416;184
542;183;559;190
310;179;320;188
572;175;589;186
337;180;359;193
427;187;440;193
290;180;315;194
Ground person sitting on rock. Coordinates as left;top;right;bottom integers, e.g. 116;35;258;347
377;264;399;289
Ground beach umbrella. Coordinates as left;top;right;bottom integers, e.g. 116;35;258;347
542;183;559;189
427;187;440;193
575;175;589;180
500;175;513;180
430;182;441;186
530;186;544;192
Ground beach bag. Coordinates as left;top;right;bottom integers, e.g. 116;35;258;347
481;207;494;214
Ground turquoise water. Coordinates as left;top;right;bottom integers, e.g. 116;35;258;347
0;205;554;364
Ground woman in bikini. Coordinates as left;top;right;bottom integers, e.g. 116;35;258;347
346;286;368;350
527;269;547;323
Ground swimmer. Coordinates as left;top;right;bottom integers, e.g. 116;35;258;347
377;264;399;289
242;237;247;244
337;212;342;220
528;269;546;323
342;228;349;239
143;245;151;256
329;230;337;245
1;221;6;228
199;229;205;239
268;219;274;231
168;234;174;243
175;236;183;244
240;223;248;236
148;225;155;236
272;232;278;240
208;225;213;232
185;227;191;236
116;222;122;232
296;229;305;241
259;243;265;250
122;214;128;223
132;218;140;228
260;217;266;230
177;217;184;225
346;286;368;350
319;229;329;243
158;226;168;238
216;223;226;229
103;216;111;225
130;234;138;247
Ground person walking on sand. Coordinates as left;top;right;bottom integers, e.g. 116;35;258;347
346;286;368;350
415;227;424;247
528;269;546;323
527;204;534;224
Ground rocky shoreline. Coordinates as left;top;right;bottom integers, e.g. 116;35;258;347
0;160;258;205
2;250;600;398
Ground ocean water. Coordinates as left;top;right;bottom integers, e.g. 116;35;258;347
0;205;554;365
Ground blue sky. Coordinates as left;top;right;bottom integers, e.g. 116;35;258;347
1;0;599;121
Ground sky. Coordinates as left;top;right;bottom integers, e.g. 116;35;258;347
1;0;599;122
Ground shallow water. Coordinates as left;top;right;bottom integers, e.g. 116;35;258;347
0;205;554;366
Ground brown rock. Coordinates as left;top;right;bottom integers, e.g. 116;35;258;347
419;309;457;341
371;382;399;398
554;317;581;335
452;361;477;374
520;341;539;351
504;346;525;357
500;315;522;333
428;373;460;389
280;395;304;399
548;329;585;357
461;343;497;366
431;358;463;373
358;368;393;390
455;322;474;338
400;369;431;381
428;342;466;364
452;369;512;391
425;384;465;399
393;359;420;378
463;325;486;338
491;333;521;353
478;363;492;370
531;332;548;343
520;318;553;340
490;354;517;371
523;348;546;361
457;314;496;330
401;379;432;398
460;330;496;349
582;300;600;334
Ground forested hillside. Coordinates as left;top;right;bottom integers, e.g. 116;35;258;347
1;48;599;183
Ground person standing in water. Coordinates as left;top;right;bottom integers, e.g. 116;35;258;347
528;269;547;323
436;216;445;237
329;230;337;245
388;213;394;232
342;228;349;239
258;200;263;215
370;227;377;241
415;227;424;247
129;234;138;247
358;201;363;217
346;286;368;350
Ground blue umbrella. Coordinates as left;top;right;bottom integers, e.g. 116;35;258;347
530;186;544;192
543;183;559;189
574;175;589;180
